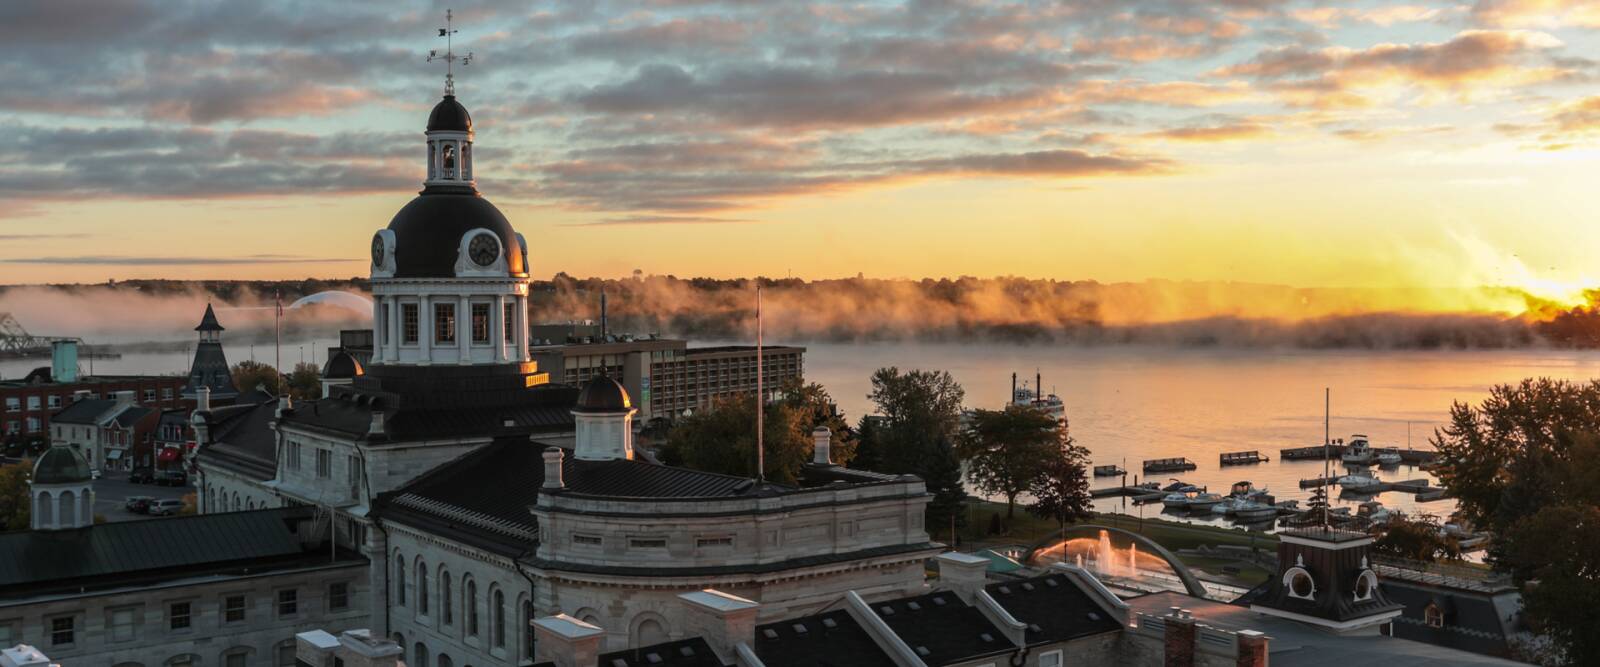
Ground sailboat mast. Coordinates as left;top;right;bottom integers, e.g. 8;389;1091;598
1323;387;1330;530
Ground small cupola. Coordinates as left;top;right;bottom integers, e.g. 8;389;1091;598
29;444;96;531
1248;527;1402;632
572;374;636;461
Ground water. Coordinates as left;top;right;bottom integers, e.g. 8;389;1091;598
800;343;1600;524
13;337;1599;526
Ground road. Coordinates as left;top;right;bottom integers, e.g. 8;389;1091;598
91;476;190;523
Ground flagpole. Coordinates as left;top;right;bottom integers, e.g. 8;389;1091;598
1323;387;1330;530
756;285;764;483
275;291;284;396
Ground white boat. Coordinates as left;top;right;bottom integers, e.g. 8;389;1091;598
1210;497;1239;515
1011;380;1066;424
1232;500;1279;521
1185;493;1225;510
1337;471;1383;493
1375;448;1402;466
1341;435;1375;464
1162;493;1192;509
1357;501;1391;525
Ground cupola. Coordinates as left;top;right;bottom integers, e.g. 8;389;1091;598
1249;527;1402;632
572;374;636;461
29;444;95;531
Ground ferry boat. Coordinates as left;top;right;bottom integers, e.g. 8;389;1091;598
1340;435;1375;464
1010;371;1066;424
1356;501;1391;525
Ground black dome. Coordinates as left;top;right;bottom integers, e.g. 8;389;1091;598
384;193;526;278
33;445;91;485
575;374;632;413
323;351;365;380
428;95;472;132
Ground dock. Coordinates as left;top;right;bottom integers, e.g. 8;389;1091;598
1219;450;1267;466
1143;457;1198;473
1280;444;1348;460
1298;476;1449;497
1090;484;1161;500
1093;464;1127;477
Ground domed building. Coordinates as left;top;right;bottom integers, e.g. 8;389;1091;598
28;443;94;531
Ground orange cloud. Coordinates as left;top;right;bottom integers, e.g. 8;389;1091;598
1473;0;1600;28
1146;122;1272;143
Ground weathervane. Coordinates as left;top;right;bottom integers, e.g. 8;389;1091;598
427;8;473;96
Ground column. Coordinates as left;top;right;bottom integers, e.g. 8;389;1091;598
458;295;471;364
514;295;529;362
385;296;400;362
372;296;383;363
493;294;507;363
418;295;432;364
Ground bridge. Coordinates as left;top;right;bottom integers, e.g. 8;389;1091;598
0;312;117;360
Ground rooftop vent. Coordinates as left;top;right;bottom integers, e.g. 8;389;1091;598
931;596;947;606
612;661;628;667
980;633;995;643
1087;612;1102;621
998;586;1012;595
915;646;931;657
678;646;695;657
879;606;894;616
762;629;778;640
646;653;662;664
907;601;922;611
1045;578;1060;587
821;618;838;629
1022;583;1035;591
1028;623;1042;633
792;624;808;635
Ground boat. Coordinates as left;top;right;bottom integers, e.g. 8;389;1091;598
1161;480;1198;493
1337;471;1383;493
1220;450;1268;466
1340;435;1375;464
1144;458;1198;473
1161;493;1193;509
1093;464;1126;477
1356;501;1391;525
1185;493;1224;510
1375;448;1402;466
1232;500;1279;521
1010;371;1066;424
1228;481;1256;497
1210;497;1238;515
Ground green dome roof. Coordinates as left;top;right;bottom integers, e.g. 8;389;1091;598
33;446;92;485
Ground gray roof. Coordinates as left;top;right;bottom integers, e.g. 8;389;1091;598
31;445;91;485
109;405;154;429
194;400;280;480
50;398;117;424
182;341;238;400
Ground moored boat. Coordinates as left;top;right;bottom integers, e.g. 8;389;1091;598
1340;435;1375;464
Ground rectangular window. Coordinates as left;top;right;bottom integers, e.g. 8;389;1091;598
286;442;300;471
329;582;349;611
402;303;419;344
504;302;515;342
696;536;734;549
629;537;667;549
169;602;191;630
317;449;332;478
472;302;490;343
47;395;61;409
347;455;362;500
572;533;602;546
162;388;173;400
225;652;247;667
0;620;13;647
380;303;390;346
1038;651;1062;667
435;303;456;344
224;595;246;623
50;617;73;646
26;396;40;411
277;589;298;617
111;607;135;642
3;398;17;412
143;389;156;402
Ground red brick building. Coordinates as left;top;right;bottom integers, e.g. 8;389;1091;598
1;368;189;448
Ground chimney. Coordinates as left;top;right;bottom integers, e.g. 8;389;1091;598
533;614;604;667
543;447;565;489
368;412;386;438
1164;608;1197;667
276;395;294;418
678;590;760;664
197;386;211;413
1235;629;1269;667
599;291;608;338
811;426;833;465
936;551;991;604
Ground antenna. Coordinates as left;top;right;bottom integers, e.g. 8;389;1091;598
1323;387;1330;530
427;8;473;96
756;286;765;483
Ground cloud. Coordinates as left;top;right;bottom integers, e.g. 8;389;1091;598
0;233;90;240
0;255;356;266
1472;0;1600;29
576;215;759;227
1147;121;1272;142
1493;95;1600;148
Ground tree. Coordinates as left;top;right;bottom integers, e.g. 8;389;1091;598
1500;504;1600;667
287;362;322;400
960;406;1058;519
852;416;886;472
1027;424;1093;528
0;460;30;532
661;394;811;485
230;360;281;396
777;377;857;466
922;436;967;543
1372;512;1459;562
865;367;965;475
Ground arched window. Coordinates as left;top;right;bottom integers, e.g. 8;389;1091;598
414;642;428;667
492;587;505;648
442;144;456;177
438;655;454;667
429;143;437;180
246;499;254;510
631;614;668;649
520;596;534;659
35;491;53;525
465;577;479;637
462;144;472;180
58;490;76;526
1285;566;1316;601
1424;603;1444;628
440;567;454;626
275;640;297;667
1353;570;1378;602
165;654;199;667
417;558;430;615
395;553;407;606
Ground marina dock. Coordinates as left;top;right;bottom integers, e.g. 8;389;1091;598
1219;450;1267;466
1279;443;1437;465
1143;457;1198;473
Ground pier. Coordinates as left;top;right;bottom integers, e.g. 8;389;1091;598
1219;450;1267;466
1143;457;1197;473
1279;443;1437;465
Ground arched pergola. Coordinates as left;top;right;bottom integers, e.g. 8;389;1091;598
1020;524;1210;598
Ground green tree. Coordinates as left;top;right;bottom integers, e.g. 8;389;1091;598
865;367;965;475
1372;512;1459;562
0;460;31;532
777;378;857;466
960;406;1058;519
1500;504;1600;667
661;394;811;485
230;360;281;396
1026;424;1093;528
287;362;322;400
852;416;886;472
922;435;967;543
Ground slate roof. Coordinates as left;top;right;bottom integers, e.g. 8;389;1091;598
280;386;575;442
755;609;893;667
51;398;116;424
871;591;1011;665
427;94;472;132
0;507;363;599
195;304;225;331
597;638;726;667
110;405;154;428
195;399;281;480
182;341;238;400
1382;580;1523;659
985;572;1123;646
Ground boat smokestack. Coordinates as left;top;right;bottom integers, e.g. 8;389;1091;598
1011;372;1017;402
1036;370;1042;401
600;291;608;338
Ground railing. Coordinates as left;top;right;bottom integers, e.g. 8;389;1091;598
1371;555;1513;592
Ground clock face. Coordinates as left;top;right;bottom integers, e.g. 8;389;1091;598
469;233;501;267
370;234;385;266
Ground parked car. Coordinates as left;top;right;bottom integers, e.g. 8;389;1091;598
156;469;188;487
147;499;185;516
90;469;102;480
124;496;156;513
128;467;155;484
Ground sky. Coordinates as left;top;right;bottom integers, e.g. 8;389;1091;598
2;0;1599;302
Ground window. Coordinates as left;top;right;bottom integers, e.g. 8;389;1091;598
402;303;419;344
417;561;430;615
471;303;490;343
25;417;38;433
1354;570;1378;602
0;619;14;647
277;589;298;617
380;303;391;346
493;589;505;648
1425;603;1444;628
224;595;246;623
4;398;17;412
1038;651;1063;667
47;395;61;409
169;602;192;630
396;555;407;605
696;536;734;549
348;454;362;499
143;389;157;402
276;641;297;667
522;599;535;659
629;537;667;549
504;302;515;342
110;607;136;642
50;616;73;646
26;396;40;411
224;651;247;667
466;579;478;636
441;571;453;625
1286;567;1316;600
330;582;350;611
414;643;429;667
435;303;456;344
572;533;602;546
162;388;174;400
286;442;301;470
317;449;332;478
